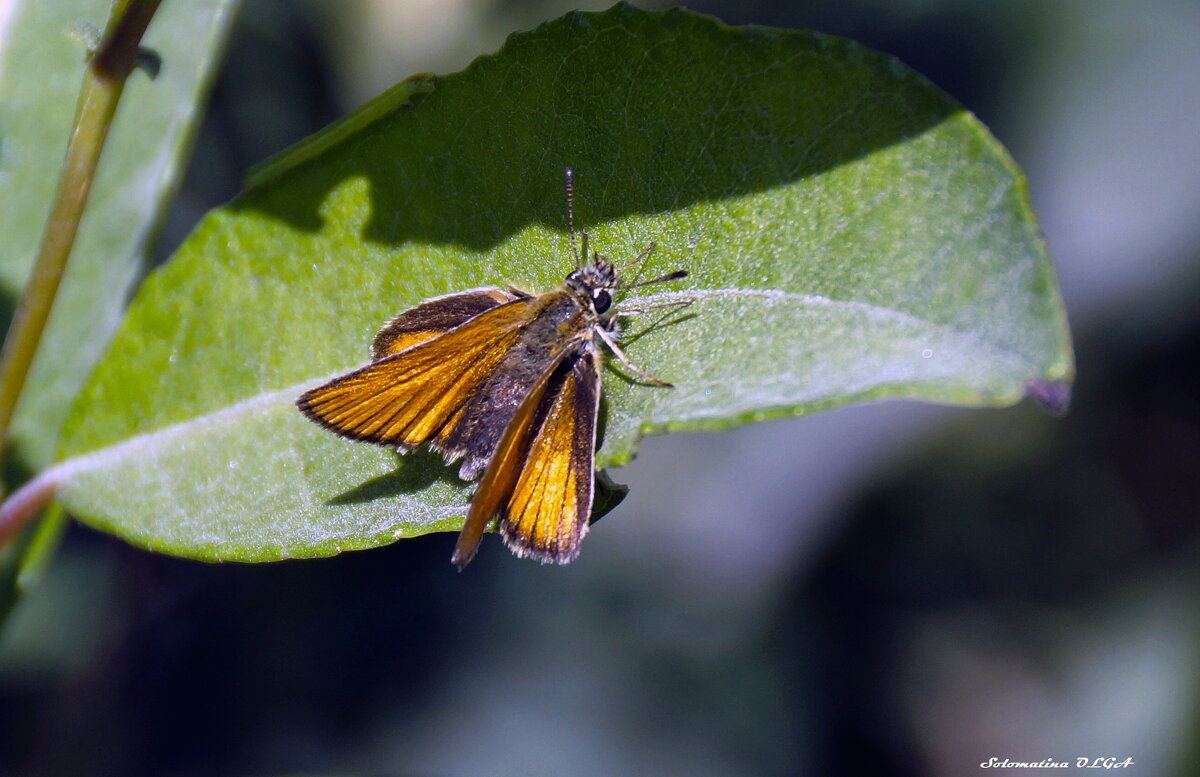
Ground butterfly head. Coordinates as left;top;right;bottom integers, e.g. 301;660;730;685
566;253;619;316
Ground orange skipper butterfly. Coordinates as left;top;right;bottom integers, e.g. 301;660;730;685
297;171;690;567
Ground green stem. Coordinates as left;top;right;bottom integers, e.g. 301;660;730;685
0;0;162;543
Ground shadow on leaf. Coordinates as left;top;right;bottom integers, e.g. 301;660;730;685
230;6;958;254
328;448;458;506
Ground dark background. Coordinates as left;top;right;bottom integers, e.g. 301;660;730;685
2;1;1199;775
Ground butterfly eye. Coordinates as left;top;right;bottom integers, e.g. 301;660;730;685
592;289;612;314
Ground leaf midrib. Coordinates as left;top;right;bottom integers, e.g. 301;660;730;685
49;287;1035;485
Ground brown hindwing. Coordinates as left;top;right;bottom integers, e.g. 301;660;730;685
372;287;521;359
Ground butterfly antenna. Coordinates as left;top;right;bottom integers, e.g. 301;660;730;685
619;269;688;290
565;168;583;270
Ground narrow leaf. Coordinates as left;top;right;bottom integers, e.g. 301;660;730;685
0;0;239;471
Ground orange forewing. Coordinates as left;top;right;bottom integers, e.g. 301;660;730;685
298;299;535;449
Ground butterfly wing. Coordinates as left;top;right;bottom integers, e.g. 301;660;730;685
297;298;539;450
451;346;601;568
372;287;522;359
500;349;601;563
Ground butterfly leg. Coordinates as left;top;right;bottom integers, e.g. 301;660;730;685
617;241;658;273
595;326;674;387
609;297;694;320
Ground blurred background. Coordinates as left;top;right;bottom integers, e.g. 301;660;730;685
2;0;1199;775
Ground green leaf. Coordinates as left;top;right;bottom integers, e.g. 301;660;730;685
0;0;239;473
47;5;1072;562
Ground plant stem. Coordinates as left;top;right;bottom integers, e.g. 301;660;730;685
0;0;163;476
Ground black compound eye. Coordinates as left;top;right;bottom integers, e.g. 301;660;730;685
592;289;612;313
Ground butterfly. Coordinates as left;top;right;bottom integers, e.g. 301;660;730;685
297;170;690;568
